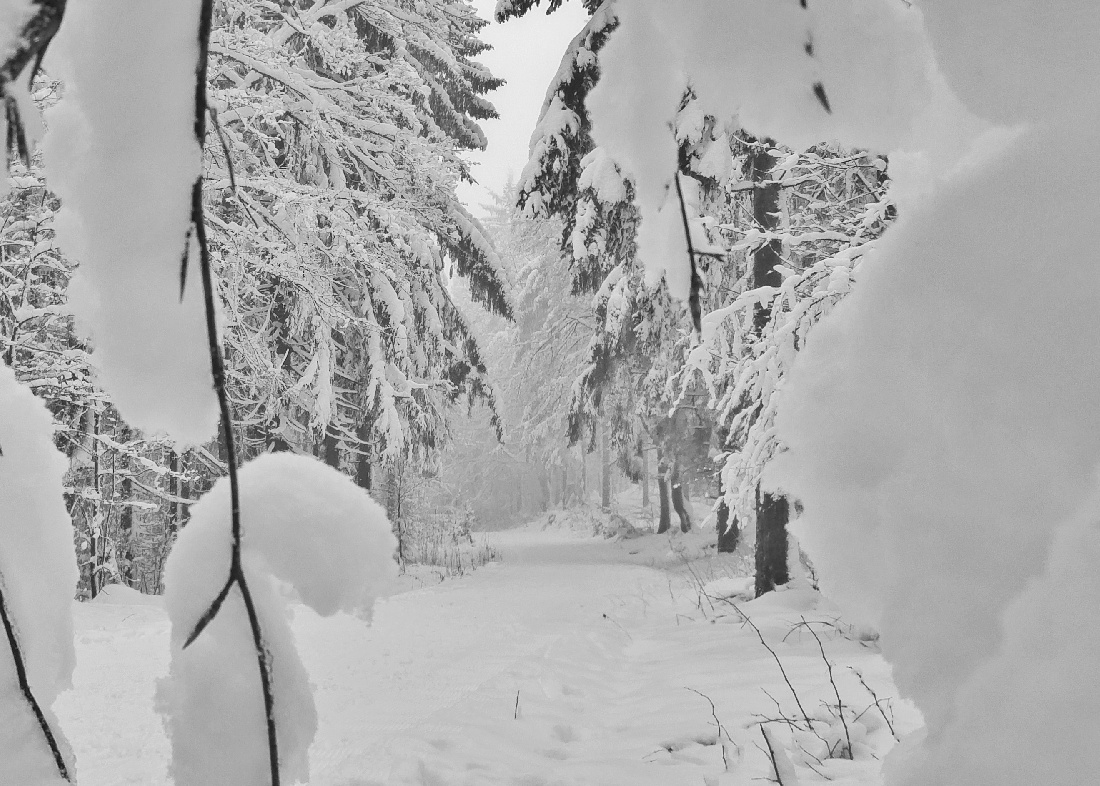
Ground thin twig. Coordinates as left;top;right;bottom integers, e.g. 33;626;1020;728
849;667;898;741
760;725;801;786
728;600;813;728
685;687;732;770
180;1;280;784
0;581;70;781
674;173;704;338
802;616;852;759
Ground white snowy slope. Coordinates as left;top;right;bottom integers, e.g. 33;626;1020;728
56;524;917;785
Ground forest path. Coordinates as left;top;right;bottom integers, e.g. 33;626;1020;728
55;525;914;785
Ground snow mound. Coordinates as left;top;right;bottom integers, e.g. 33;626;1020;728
158;453;398;785
701;576;753;602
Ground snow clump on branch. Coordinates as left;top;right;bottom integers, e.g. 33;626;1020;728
585;0;962;298
157;453;398;785
42;0;218;446
0;362;78;783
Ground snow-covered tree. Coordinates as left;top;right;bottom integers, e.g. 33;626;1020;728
204;0;511;481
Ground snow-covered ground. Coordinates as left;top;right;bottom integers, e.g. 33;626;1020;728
55;522;917;785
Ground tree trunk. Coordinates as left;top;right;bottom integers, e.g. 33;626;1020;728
539;467;550;511
355;422;372;491
656;458;672;534
168;450;180;538
117;427;134;586
89;405;100;600
323;427;340;470
641;446;650;509
670;462;691;533
750;141;791;592
600;426;611;510
386;462;404;565
581;449;588;503
715;474;739;553
755;485;790;597
560;464;568;507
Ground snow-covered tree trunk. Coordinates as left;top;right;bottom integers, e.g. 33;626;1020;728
656;457;672;534
670;461;692;533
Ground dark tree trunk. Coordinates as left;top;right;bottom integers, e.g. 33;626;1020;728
641;447;650;509
355;421;371;491
117;429;134;586
750;141;791;593
323;428;340;470
755;486;790;597
716;502;739;553
715;472;739;552
670;463;691;533
656;459;672;534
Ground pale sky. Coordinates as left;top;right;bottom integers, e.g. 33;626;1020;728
458;0;590;216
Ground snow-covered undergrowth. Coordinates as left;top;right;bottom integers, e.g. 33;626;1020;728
399;514;501;580
56;524;913;785
528;504;644;541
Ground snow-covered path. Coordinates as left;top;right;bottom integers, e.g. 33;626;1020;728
55;527;917;785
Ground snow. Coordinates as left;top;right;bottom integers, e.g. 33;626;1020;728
574;4;1100;781
0;363;79;783
585;0;986;299
157;453;398;785
918;0;1100;125
42;0;219;446
769;117;1100;786
56;525;916;785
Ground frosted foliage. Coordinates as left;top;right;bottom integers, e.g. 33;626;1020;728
42;0;218;445
769;123;1100;780
158;454;398;785
588;0;939;297
0;364;78;782
919;0;1100;124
